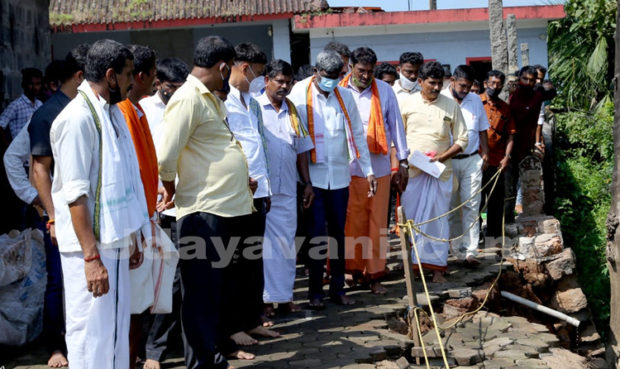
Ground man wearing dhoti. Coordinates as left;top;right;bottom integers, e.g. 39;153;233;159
50;39;150;369
399;61;468;283
257;59;314;315
340;47;409;295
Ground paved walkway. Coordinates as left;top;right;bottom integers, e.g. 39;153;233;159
4;235;573;369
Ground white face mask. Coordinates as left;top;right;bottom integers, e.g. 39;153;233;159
249;77;265;96
399;72;419;91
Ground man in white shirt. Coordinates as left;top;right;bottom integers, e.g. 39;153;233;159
393;52;424;108
289;50;376;309
222;42;278;356
258;60;314;317
442;65;490;265
340;47;409;295
139;56;189;369
50;39;148;369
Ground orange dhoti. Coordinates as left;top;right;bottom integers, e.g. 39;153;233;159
344;175;391;281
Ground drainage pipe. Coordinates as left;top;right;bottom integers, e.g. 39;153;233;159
500;291;581;327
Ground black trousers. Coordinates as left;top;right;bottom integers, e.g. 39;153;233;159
143;214;181;362
178;211;233;369
481;167;506;238
218;198;267;355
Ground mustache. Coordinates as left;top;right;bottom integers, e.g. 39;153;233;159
276;89;288;95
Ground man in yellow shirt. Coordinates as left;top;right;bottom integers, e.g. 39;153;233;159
399;61;468;283
157;35;253;369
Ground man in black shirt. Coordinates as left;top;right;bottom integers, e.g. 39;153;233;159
28;44;89;368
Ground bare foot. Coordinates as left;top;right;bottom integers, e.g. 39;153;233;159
263;303;275;317
48;351;68;368
370;281;388;295
143;359;161;369
331;294;355;305
229;350;255;360
286;302;301;313
230;331;258;346
247;325;280;338
431;270;447;283
261;315;274;327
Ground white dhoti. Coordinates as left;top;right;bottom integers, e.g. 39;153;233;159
61;247;131;369
263;194;298;303
449;155;483;258
400;174;453;271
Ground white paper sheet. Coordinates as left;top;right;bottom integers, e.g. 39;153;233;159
409;150;446;179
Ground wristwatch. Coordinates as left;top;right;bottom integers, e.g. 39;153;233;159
399;161;409;169
300;180;312;187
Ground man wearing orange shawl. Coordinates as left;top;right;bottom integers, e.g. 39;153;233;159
117;45;159;369
340;47;410;295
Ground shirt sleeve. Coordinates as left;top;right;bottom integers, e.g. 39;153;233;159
506;110;517;135
385;86;409;160
53;112;97;204
476;98;490;132
29;112;53;157
0;101;16;129
3;123;38;204
537;105;545;126
295;113;314;154
346;92;374;177
157;96;198;182
452;104;469;151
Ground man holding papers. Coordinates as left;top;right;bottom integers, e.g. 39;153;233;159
399;61;468;283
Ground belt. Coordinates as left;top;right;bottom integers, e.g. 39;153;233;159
453;152;478;160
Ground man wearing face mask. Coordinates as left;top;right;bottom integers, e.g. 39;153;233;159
157;36;254;369
220;42;279;357
50;39;149;369
480;70;516;238
393;51;424;108
441;65;490;266
339;47;409;295
289;50;376;309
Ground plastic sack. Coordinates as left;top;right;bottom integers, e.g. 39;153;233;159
0;228;47;345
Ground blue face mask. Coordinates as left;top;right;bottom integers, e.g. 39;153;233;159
317;75;338;93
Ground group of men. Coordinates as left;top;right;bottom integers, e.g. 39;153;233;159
0;35;553;369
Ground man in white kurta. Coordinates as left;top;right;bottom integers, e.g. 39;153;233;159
441;65;490;265
399;61;468;283
50;40;149;369
288;50;376;308
257;60;314;312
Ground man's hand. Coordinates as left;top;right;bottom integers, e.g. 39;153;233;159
499;156;510;172
481;150;490;171
367;174;377;198
129;236;144;270
249;178;258;194
49;223;57;246
398;161;409;193
31;195;42;207
85;258;109;298
302;183;314;209
265;197;271;214
159;181;176;212
390;171;401;193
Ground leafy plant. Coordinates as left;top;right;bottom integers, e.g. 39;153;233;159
548;0;616;331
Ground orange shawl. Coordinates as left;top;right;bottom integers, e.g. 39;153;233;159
306;76;360;163
118;99;159;217
339;74;388;155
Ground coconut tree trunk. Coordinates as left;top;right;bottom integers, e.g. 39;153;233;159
606;1;620;367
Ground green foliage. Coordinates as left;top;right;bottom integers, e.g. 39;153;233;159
548;0;616;110
554;101;613;329
549;0;615;330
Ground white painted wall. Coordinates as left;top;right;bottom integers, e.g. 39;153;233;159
272;19;292;62
309;27;550;71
